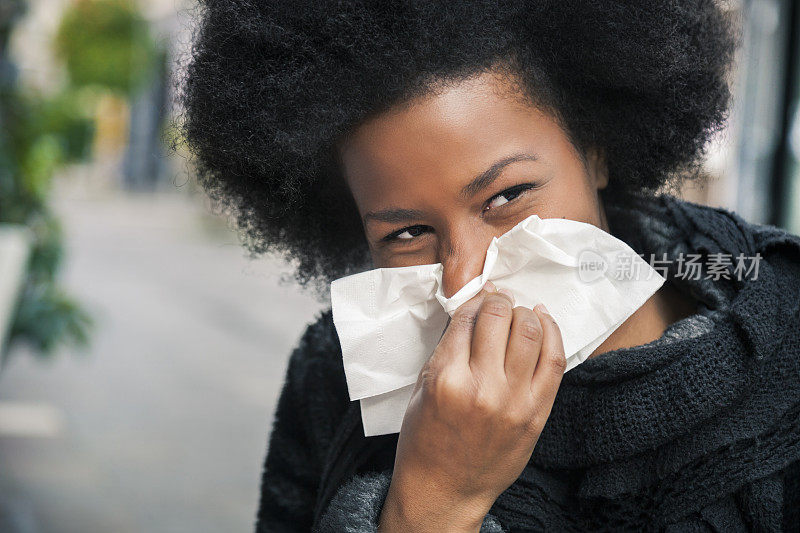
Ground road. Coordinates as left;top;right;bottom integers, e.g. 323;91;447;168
0;186;324;533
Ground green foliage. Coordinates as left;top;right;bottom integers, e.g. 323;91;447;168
32;89;96;163
54;0;156;95
9;284;93;357
0;87;94;222
0;3;95;360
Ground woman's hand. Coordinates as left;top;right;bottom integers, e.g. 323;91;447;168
378;281;567;532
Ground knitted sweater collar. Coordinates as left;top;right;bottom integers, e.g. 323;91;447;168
530;191;800;473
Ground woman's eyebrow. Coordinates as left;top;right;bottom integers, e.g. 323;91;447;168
363;152;539;226
459;153;539;199
364;207;425;224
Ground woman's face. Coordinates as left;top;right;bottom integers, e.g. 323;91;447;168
338;71;610;298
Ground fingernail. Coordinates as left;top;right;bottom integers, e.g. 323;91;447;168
484;280;496;292
535;303;550;315
498;288;514;304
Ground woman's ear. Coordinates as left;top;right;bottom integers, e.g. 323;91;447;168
586;146;609;190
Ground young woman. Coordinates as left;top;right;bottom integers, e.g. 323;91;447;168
178;1;800;531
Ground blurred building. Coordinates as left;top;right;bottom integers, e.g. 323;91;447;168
688;0;800;235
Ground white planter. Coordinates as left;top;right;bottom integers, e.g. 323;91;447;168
0;224;34;352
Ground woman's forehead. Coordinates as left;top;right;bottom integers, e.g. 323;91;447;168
338;72;567;195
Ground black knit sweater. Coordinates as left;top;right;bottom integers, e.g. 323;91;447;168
255;193;800;532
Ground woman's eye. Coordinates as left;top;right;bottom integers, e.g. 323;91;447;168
486;194;512;209
385;225;429;241
484;184;535;211
380;184;537;242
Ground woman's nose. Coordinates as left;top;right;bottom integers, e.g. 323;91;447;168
439;233;493;299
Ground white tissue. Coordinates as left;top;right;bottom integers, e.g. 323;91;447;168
330;214;666;436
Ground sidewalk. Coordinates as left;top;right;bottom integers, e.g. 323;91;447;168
0;184;324;533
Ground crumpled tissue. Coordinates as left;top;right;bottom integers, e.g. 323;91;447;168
330;214;666;436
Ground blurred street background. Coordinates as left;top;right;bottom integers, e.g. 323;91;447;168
0;184;322;533
0;0;799;532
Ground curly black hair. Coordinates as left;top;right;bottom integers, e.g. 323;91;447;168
175;0;739;293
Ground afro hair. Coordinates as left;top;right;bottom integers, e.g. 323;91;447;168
175;0;739;293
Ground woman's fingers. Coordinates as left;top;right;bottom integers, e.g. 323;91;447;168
504;305;543;390
469;288;514;376
433;283;494;369
529;304;567;425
